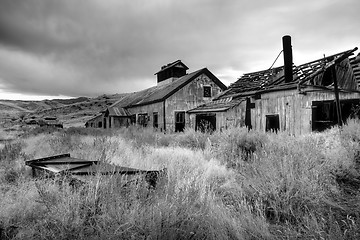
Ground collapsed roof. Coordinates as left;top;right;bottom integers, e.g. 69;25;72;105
189;48;360;114
217;48;359;99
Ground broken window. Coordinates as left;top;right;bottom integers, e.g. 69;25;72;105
312;99;360;131
203;86;211;97
138;113;149;127
265;114;279;133
153;112;158;128
130;115;136;125
312;101;336;131
196;114;216;132
98;121;102;128
175;111;185;132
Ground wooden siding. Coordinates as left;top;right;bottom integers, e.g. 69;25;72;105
165;73;224;132
253;89;360;135
216;102;246;131
111;116;130;128
335;58;358;90
127;102;165;131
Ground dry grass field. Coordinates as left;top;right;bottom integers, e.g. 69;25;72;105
1;121;360;239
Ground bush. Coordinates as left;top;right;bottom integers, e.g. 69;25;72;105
210;127;267;167
342;118;360;143
172;128;211;150
3;168;20;184
0;141;24;163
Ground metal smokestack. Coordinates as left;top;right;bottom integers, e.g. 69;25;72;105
282;35;293;83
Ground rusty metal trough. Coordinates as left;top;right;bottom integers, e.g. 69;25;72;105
25;153;165;187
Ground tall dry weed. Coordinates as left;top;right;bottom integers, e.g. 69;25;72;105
1;123;360;239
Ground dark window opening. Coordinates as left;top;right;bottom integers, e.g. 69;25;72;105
196;114;216;132
175;111;185;132
157;66;187;83
266;114;279;133
312;99;360;131
138;113;149;127
98;122;102;128
203;86;211;98
153;112;158;128
130;115;136;125
312;101;335;132
103;118;107;129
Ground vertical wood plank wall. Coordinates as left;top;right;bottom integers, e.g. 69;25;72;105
253;89;360;135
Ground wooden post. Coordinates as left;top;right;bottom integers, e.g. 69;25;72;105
332;67;342;127
163;101;166;131
245;97;252;130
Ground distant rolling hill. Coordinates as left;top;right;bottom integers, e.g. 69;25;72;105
0;93;128;128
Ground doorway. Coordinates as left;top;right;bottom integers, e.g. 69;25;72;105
175;111;185;132
195;114;216;132
312;99;360;131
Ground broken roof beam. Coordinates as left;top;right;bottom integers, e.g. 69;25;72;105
297;47;358;91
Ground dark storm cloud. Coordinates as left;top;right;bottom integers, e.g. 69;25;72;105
0;0;359;99
0;0;84;54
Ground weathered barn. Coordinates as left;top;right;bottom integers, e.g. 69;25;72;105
86;60;227;132
189;37;360;135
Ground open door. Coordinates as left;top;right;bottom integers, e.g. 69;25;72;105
195;114;216;132
245;98;253;130
175;111;185;132
312;99;360;132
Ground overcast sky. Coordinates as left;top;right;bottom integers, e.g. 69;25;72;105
0;0;359;100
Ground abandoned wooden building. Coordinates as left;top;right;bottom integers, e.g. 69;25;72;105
85;60;227;132
84;114;103;128
188;37;360;135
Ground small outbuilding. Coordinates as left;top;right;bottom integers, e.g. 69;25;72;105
85;114;105;128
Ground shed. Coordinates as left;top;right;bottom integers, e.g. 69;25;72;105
85;114;105;128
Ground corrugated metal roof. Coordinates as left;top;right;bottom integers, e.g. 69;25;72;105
25;153;162;175
107;68;227;116
26;154;166;188
107;107;131;117
187;98;244;113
